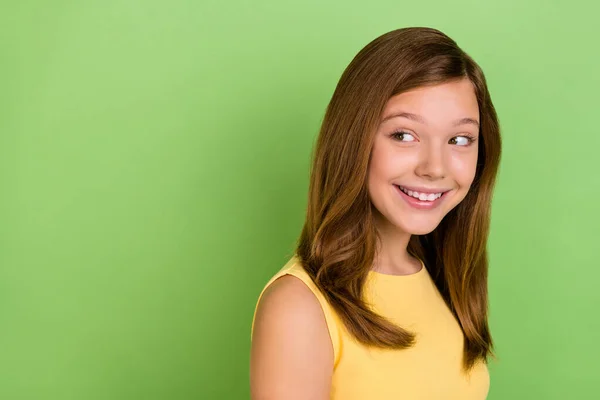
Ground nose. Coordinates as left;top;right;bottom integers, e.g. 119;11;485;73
415;141;446;180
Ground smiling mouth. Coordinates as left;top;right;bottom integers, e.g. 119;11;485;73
394;185;449;202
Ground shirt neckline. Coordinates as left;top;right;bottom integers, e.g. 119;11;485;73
367;257;427;281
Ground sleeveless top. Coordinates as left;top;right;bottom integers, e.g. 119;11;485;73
251;254;490;399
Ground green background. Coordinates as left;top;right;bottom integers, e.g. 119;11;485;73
1;1;598;399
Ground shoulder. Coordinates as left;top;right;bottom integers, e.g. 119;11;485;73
260;273;321;311
250;274;334;399
255;274;330;338
251;257;341;354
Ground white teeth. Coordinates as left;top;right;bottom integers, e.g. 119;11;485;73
399;186;443;201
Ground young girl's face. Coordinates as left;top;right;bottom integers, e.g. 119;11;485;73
367;78;480;236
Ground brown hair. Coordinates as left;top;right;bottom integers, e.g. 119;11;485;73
295;27;502;373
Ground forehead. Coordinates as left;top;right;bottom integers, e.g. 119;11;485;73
382;79;479;120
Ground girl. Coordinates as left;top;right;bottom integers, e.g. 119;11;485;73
250;26;502;400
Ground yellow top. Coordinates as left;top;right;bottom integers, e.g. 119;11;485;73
251;254;490;399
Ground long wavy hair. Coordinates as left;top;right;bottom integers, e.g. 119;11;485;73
295;27;502;373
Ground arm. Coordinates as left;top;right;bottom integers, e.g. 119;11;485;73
250;275;334;400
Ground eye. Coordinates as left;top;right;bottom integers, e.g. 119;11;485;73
390;130;416;142
450;135;477;147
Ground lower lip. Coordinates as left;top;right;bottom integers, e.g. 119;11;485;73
394;185;449;210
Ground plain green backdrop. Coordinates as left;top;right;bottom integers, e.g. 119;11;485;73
1;0;598;399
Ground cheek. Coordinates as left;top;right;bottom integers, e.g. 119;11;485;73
367;145;398;202
368;145;392;180
450;152;478;186
370;144;414;180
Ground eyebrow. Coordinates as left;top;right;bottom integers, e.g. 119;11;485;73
381;111;480;128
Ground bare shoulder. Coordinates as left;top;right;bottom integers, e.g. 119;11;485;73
250;274;333;400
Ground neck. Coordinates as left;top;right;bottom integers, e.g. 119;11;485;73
372;209;420;275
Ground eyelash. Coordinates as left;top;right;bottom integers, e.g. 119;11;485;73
389;130;478;146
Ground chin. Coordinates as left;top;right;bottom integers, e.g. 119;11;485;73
396;221;440;236
409;226;438;236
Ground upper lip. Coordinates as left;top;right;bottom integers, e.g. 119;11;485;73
395;185;452;194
